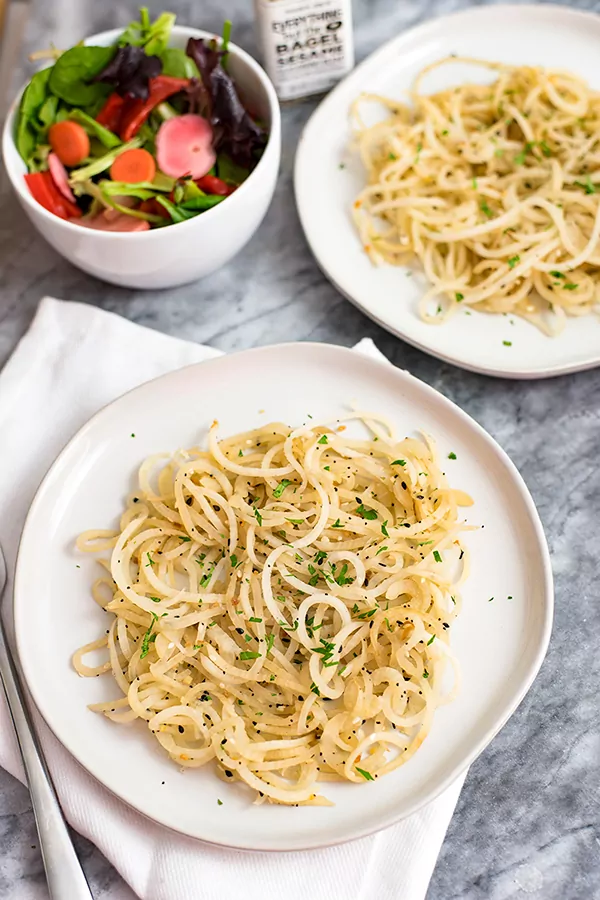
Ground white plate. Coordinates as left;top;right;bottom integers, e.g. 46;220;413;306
295;4;600;379
14;343;552;849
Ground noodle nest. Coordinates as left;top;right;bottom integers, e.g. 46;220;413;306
352;57;600;335
74;413;473;805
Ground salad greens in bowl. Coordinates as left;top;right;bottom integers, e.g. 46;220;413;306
13;9;268;231
2;8;280;287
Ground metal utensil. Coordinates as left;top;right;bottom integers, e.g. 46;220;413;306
0;543;94;899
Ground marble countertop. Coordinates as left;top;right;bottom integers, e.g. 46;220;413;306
1;0;599;898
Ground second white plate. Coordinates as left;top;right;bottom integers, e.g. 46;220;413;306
14;343;552;849
295;4;600;379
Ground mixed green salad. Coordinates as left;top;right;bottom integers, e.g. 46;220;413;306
15;8;267;231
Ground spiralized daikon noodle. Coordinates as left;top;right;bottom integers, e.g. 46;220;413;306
74;412;473;805
351;57;600;335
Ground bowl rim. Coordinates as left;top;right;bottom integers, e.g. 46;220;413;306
1;24;280;240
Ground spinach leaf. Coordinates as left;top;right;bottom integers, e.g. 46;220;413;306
68;108;121;148
119;8;175;56
49;46;115;106
38;95;60;129
156;196;198;223
15;67;52;162
217;153;249;186
160;48;199;79
181;194;226;211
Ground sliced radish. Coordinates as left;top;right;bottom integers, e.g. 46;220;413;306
72;213;151;232
48;152;76;203
156;114;216;180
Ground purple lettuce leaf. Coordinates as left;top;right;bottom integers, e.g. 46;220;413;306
185;38;266;168
94;45;162;100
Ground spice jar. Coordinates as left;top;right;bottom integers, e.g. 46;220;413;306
253;0;354;101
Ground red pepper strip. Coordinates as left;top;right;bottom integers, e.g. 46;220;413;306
195;175;232;196
96;93;126;132
119;76;189;142
25;171;82;220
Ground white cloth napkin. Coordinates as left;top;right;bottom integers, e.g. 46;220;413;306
0;297;465;900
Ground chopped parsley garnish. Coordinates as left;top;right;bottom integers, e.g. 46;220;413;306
334;563;354;586
179;536;191;542
507;255;520;269
310;682;321;696
433;550;442;563
414;142;422;162
441;129;449;136
357;607;377;620
472;177;478;190
230;553;239;567
314;550;328;564
448;452;457;460
239;650;261;660
376;545;388;556
427;635;436;645
480;200;493;218
266;634;274;653
317;435;328;445
563;283;578;291
273;479;292;498
503;340;512;346
140;613;159;659
217;799;223;806
455;292;464;302
391;459;406;466
254;507;263;526
514;147;528;165
324;465;331;471
381;520;389;538
331;518;343;528
550;271;565;279
356;766;374;781
286;518;304;525
238;449;243;457
249;616;262;623
279;619;299;632
307;564;320;587
423;669;429;679
200;570;213;588
149;596;161;603
575;175;595;194
355;503;378;520
145;553;155;567
388;152;397;160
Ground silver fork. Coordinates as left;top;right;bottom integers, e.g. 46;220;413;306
0;543;94;899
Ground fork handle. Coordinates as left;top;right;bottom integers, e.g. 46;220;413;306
0;621;93;899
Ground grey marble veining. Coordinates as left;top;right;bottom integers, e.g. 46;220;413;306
0;0;599;898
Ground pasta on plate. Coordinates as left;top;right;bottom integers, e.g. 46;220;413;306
74;412;473;805
352;57;600;335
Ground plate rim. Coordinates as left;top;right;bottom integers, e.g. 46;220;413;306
14;341;554;849
294;3;600;380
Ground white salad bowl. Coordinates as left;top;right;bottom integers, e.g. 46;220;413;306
2;25;281;289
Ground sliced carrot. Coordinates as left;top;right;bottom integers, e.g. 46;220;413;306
109;148;156;184
48;120;90;167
